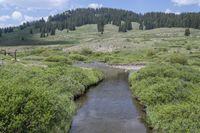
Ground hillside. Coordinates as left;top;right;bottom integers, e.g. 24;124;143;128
1;8;200;47
1;24;200;65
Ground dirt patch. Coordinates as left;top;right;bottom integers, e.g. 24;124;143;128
110;64;145;71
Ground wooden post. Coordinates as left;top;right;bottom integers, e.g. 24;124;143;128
14;49;17;61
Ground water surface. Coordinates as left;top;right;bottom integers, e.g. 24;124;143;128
70;62;147;133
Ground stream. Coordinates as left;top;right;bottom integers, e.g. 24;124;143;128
70;62;148;133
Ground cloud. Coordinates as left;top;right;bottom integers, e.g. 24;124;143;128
23;15;48;22
88;3;103;9
0;0;70;9
0;15;10;22
171;0;200;6
165;8;181;14
11;11;23;21
24;15;40;22
0;23;14;28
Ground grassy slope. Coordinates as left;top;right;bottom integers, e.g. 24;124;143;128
1;24;200;65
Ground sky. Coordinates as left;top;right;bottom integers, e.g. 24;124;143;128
0;0;200;27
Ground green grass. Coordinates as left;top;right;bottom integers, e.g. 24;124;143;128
1;24;200;132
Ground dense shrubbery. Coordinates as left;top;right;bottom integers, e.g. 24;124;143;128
169;53;188;65
69;54;87;61
129;64;200;132
146;49;157;57
0;64;103;132
80;48;93;56
45;55;72;64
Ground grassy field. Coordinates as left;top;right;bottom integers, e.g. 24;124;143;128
1;24;200;65
0;23;200;132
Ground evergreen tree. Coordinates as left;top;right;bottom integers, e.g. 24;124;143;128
50;28;56;36
40;33;45;38
97;22;105;34
185;28;190;36
69;23;76;31
40;31;46;38
0;29;2;37
119;23;127;32
30;28;33;34
21;36;25;41
126;20;132;30
139;22;144;30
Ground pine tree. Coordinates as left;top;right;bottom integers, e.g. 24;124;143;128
21;36;25;41
139;22;144;30
40;32;45;38
119;23;127;32
126;20;132;30
50;28;56;36
69;23;76;31
185;28;190;36
0;29;2;37
30;28;33;34
97;21;105;34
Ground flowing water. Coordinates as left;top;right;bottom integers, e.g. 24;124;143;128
70;62;147;133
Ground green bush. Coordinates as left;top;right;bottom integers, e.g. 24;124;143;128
186;45;192;50
129;64;200;132
169;53;188;65
146;49;157;57
69;54;87;61
0;64;103;132
148;103;200;132
45;56;72;64
80;48;93;55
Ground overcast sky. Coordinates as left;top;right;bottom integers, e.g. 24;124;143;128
0;0;200;27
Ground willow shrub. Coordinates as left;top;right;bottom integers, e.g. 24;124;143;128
0;64;103;132
169;53;188;65
129;63;200;132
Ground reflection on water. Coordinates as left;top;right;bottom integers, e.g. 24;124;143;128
70;62;148;133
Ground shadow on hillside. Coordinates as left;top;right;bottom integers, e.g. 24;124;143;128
0;40;79;47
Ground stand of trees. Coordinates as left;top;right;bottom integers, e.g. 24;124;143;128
47;8;200;30
3;27;14;34
118;20;133;32
1;8;200;37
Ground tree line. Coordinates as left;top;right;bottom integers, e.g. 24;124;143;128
47;8;200;30
0;8;200;37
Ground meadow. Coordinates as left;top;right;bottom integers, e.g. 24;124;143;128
0;23;200;132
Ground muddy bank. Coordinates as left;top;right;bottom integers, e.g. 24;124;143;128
110;64;145;71
75;62;145;71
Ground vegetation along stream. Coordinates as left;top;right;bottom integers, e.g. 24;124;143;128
70;62;148;133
